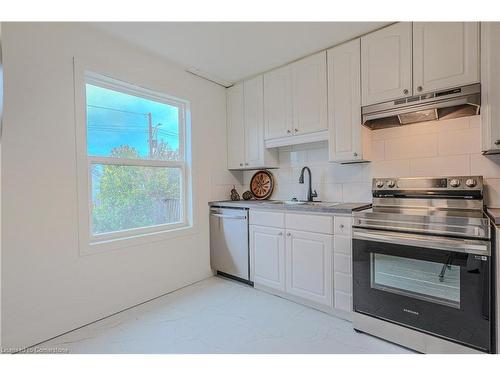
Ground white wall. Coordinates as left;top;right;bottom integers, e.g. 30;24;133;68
1;22;232;349
244;115;500;206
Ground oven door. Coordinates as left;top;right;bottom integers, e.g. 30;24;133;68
353;228;492;352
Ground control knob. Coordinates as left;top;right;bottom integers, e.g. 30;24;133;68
376;180;384;188
449;179;461;188
465;178;477;188
387;180;396;188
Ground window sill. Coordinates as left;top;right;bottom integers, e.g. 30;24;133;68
79;224;198;256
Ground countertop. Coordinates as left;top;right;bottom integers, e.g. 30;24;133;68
208;200;371;214
487;208;500;225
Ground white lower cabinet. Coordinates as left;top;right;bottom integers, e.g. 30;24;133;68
285;230;333;308
250;225;285;291
250;211;352;317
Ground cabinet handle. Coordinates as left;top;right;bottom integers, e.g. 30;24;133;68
339;224;345;229
245;162;249;166
417;86;423;92
353;152;358;157
287;232;291;237
278;232;283;236
239;163;243;166
495;140;500;146
403;89;409;95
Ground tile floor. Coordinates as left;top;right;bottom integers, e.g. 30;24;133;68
31;277;412;354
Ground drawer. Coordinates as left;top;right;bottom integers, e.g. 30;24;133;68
334;235;351;256
249;210;285;228
334;272;352;294
285;213;334;234
334;216;352;235
334;253;351;274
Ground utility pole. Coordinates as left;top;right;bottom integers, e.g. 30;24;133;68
147;112;153;158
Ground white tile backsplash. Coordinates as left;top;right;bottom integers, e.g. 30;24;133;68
370;140;385;161
384;133;438;160
484;178;500;206
210;171;245;201
471;154;500;178
409;155;471;177
370;159;411;178
438;128;481;156
240;116;500;206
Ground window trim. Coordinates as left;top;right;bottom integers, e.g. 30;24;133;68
74;58;194;255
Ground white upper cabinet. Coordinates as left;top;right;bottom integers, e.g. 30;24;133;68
481;22;500;153
244;76;265;168
226;76;278;170
263;51;328;147
327;39;363;163
291;51;328;135
264;65;293;140
361;22;480;106
226;83;245;169
361;22;413;105
413;22;479;94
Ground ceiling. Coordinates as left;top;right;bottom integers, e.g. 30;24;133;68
91;22;391;86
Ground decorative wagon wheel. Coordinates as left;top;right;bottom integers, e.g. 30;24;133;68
250;170;274;200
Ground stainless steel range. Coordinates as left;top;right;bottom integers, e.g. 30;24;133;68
352;176;495;354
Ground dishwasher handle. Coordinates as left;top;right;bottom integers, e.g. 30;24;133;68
210;212;247;220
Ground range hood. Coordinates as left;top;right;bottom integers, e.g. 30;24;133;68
362;83;481;130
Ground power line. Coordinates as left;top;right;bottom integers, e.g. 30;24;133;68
88;123;179;136
87;104;149;117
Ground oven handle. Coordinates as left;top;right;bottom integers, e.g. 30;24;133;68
352;228;490;256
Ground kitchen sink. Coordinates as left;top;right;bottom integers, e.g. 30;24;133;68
299;201;341;207
283;200;308;205
266;200;340;207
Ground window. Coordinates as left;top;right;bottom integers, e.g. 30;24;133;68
75;64;192;252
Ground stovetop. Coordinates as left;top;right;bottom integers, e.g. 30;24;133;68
356;206;487;219
353;206;490;239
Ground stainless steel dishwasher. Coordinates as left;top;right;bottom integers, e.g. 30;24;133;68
209;206;252;284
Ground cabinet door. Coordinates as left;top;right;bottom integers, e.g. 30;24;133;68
263;65;293;140
327;39;363;162
244;76;264;168
226;83;245;169
481;22;500;152
291;51;328;135
334;234;352;313
285;230;333;308
413;22;479;95
250;225;285;291
361;22;412;105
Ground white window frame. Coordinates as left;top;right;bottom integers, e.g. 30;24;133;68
74;58;193;255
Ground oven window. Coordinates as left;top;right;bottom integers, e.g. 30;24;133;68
371;253;460;308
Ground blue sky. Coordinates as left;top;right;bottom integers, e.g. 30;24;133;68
86;84;180;158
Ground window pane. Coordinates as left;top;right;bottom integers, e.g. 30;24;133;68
91;164;181;235
86;83;180;160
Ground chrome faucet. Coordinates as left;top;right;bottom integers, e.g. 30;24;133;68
299;166;318;202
